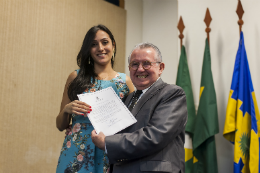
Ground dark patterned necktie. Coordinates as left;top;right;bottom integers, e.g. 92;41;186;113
128;90;143;111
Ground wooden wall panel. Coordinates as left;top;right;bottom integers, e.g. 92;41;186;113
0;0;126;172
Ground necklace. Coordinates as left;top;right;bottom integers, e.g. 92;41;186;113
98;71;116;80
98;74;109;80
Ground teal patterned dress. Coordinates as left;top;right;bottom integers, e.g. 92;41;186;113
56;71;130;173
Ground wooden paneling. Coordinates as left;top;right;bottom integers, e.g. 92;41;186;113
0;0;126;172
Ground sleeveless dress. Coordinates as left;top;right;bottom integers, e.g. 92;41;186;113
56;71;130;173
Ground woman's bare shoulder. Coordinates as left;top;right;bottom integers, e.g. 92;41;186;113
125;75;135;93
67;71;77;83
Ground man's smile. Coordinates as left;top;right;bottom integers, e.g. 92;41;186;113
137;75;148;78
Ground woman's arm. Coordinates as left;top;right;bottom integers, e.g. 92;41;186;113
56;71;91;131
125;75;135;94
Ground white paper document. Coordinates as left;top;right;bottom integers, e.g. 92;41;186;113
77;87;137;136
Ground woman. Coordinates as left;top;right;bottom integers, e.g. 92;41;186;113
56;24;134;173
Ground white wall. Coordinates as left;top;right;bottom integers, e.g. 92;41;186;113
178;0;260;172
125;0;178;84
142;0;178;84
125;0;143;77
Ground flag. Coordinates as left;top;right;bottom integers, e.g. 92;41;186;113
176;45;196;135
176;45;196;173
223;31;260;173
193;38;219;173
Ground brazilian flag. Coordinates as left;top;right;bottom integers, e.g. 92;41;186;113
176;45;196;173
223;32;260;173
193;38;219;173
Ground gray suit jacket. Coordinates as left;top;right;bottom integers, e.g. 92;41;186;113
106;78;187;173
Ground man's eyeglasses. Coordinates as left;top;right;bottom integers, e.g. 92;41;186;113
129;61;161;70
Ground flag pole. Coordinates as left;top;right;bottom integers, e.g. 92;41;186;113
177;16;185;52
204;8;212;48
236;0;244;34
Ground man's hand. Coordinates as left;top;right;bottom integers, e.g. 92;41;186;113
91;130;106;151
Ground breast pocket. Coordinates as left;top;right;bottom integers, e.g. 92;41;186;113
140;160;172;172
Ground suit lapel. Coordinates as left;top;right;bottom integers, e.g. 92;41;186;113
131;78;167;117
124;92;134;108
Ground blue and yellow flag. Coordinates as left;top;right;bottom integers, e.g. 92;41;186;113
223;32;260;173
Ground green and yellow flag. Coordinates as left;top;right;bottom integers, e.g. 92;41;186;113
193;39;219;173
176;45;196;173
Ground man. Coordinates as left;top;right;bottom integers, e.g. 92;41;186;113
91;43;187;173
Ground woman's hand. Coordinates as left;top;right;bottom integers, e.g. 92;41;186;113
64;100;92;117
56;71;91;131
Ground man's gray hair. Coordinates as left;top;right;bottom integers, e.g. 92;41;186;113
128;42;162;63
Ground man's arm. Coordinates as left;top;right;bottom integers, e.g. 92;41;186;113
105;85;187;164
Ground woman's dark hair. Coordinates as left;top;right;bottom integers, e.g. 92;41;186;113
68;24;117;101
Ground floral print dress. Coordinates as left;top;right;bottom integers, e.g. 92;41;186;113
56;71;130;173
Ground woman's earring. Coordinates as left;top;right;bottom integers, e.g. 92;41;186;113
112;50;115;60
